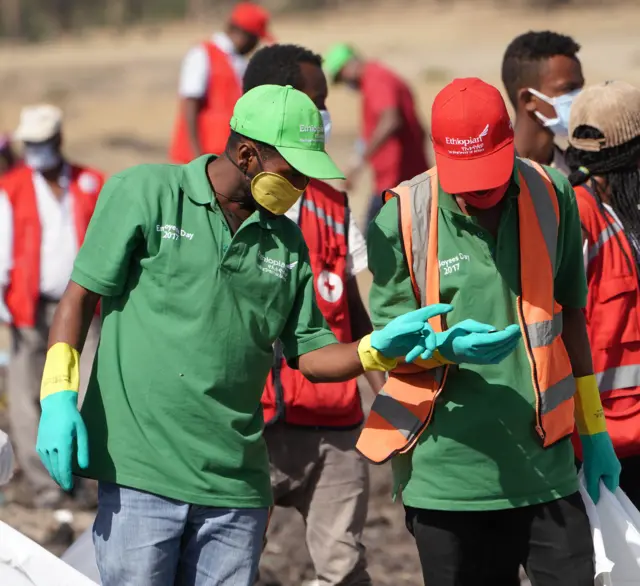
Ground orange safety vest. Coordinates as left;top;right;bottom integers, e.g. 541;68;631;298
2;164;104;327
356;158;576;464
574;183;640;459
169;42;242;164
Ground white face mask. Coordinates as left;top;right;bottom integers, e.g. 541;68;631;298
528;87;582;138
320;109;332;145
23;142;62;172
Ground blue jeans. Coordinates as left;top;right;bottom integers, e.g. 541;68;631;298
93;482;269;586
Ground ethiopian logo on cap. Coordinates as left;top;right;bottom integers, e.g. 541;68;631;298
299;123;324;145
445;124;490;155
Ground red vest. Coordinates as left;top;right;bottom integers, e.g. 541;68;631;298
575;183;640;459
261;180;363;428
169;42;242;163
2;164;104;327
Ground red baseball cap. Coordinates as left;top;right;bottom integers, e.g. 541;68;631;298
230;2;274;42
431;78;514;194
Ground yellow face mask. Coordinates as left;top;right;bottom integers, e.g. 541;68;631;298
251;172;305;215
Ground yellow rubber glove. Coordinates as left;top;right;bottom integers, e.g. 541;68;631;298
357;334;398;372
574;374;606;436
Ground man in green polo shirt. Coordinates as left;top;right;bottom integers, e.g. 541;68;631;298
366;78;621;585
34;84;452;586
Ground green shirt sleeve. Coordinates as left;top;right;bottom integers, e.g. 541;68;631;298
546;166;588;309
279;248;337;365
367;198;419;330
71;173;148;297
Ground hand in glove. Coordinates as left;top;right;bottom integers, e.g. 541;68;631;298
435;321;521;365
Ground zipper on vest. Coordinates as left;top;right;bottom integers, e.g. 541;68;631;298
517;297;546;442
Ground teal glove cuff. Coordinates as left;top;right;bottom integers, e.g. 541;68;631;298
36;390;89;491
580;431;621;504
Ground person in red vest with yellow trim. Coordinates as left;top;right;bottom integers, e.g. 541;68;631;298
170;1;273;164
362;78;621;585
566;81;640;509
0;104;103;509
242;44;384;585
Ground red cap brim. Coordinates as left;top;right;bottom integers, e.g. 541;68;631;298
435;139;515;194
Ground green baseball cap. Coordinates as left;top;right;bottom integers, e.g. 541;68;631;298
324;43;356;82
230;84;345;180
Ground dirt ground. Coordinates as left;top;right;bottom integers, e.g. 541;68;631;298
0;1;639;583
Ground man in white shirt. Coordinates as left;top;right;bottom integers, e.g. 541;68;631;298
0;105;103;508
169;1;273;164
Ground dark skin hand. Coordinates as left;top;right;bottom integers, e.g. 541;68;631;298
514;54;584;165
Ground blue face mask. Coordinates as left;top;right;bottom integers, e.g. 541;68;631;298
528;88;582;138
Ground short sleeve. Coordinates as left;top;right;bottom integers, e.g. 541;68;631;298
367;198;419;330
178;45;210;99
279;252;337;364
547;166;588;309
71;174;147;297
346;209;368;277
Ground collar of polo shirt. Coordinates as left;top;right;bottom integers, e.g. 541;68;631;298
181;155;279;230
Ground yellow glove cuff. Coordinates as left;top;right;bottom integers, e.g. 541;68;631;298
574;374;607;436
357;334;398;372
412;349;454;370
40;342;80;401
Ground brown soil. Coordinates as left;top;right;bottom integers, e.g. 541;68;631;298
0;1;638;583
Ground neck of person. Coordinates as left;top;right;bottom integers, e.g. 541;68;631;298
206;158;256;232
40;161;67;197
514;116;555;166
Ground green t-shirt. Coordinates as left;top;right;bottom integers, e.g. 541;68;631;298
72;155;337;508
367;163;588;511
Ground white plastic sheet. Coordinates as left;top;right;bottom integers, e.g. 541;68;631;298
579;471;640;585
0;521;98;585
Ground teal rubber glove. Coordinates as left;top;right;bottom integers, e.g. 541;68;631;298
581;432;621;504
36;391;89;491
371;304;453;360
435;321;521;365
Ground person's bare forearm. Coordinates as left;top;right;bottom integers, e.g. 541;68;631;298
298;342;364;383
183;98;202;158
346;278;384;393
49;281;100;352
561;306;594;378
363;108;401;161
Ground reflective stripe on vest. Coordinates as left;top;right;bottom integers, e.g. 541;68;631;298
597;364;640;394
588;223;623;265
301;198;345;237
356;158;575;465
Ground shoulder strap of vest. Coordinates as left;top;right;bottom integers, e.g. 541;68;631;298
389;169;438;308
518;157;560;275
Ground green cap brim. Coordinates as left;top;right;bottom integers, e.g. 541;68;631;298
277;145;345;180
